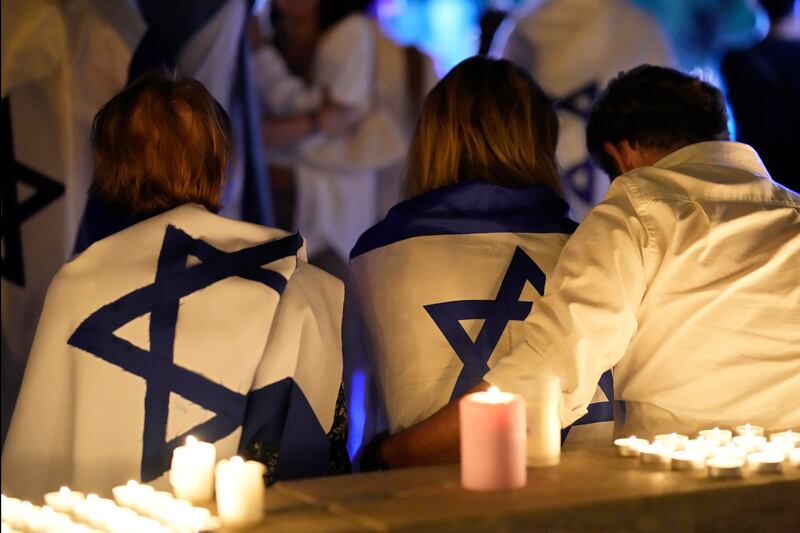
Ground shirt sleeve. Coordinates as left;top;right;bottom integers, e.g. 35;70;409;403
485;185;651;427
313;15;374;109
252;45;323;115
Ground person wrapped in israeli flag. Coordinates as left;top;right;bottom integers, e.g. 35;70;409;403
1;73;348;500
346;58;614;465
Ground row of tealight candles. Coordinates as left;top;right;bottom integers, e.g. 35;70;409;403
1;436;268;532
614;425;800;479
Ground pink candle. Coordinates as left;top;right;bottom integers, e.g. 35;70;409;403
460;386;526;491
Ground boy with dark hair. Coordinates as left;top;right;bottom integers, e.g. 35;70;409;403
375;65;799;468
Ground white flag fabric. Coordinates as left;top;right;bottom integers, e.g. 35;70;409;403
347;182;614;451
492;0;675;220
2;204;345;500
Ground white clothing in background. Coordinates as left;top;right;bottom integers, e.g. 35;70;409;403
486;141;800;438
493;0;674;220
252;45;322;115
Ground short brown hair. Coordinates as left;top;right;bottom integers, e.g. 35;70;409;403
90;71;232;213
405;56;561;198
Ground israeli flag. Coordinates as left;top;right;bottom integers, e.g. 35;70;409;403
347;182;614;454
492;0;675;220
2;205;344;500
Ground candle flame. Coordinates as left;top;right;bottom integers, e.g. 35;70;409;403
230;455;244;466
87;494;99;502
487;386;500;396
186;435;198;445
127;480;138;487
59;486;71;496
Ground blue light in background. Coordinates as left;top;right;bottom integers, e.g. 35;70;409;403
346;369;367;459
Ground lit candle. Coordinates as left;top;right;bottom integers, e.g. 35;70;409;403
707;455;744;479
770;430;800;448
614;436;649;457
44;487;85;515
16;502;40;531
697;427;732;445
112;480;154;513
639;442;674;468
73;494;100;524
747;451;784;474
170;435;216;503
104;507;141;533
685;437;719;458
732;434;766;453
786;448;800;468
86;498;118;530
654;433;689;450
713;443;748;461
734;423;764;437
671;449;706;471
215;456;266;527
1;496;21;525
519;376;561;467
459;386;527;490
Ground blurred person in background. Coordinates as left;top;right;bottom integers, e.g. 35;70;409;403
490;0;675;221
348;57;615;467
251;0;410;279
722;0;799;192
2;73;349;499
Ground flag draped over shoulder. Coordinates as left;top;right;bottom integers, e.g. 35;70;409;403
346;182;614;456
493;0;675;220
2;204;344;500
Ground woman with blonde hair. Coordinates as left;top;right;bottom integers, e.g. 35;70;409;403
346;57;614;466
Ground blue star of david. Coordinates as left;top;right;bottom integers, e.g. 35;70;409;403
425;247;546;399
1;97;65;287
68;225;302;481
555;83;599;204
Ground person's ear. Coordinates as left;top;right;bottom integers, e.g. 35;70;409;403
603;140;638;174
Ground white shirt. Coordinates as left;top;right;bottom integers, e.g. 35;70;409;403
486;141;800;438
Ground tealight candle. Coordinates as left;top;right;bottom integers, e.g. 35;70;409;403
786;448;800;468
747;451;784;474
614;436;649;457
44;487;85;515
770;430;800;448
734;423;764;437
671;449;707;471
654;433;689;450
639;443;673;468
215;456;266;527
112;480;154;513
170;435;217;503
707;456;744;479
698;427;733;445
459;386;527;490
713;443;748;461
86;498;118;530
1;496;21;525
685;437;719;458
732;434;766;453
73;494;101;524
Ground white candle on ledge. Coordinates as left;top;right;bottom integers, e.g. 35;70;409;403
654;433;689;450
639;442;673;468
671;449;707;471
170;435;217;504
112;480;155;513
614;436;649;457
747;451;784;474
685;437;719;458
215;456;266;528
786;448;800;468
732;434;766;453
698;427;732;445
734;423;764;437
707;456;744;479
770;430;800;448
44;487;85;515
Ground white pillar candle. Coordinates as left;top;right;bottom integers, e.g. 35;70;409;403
734;423;764;437
459;386;527;491
215;456;266;527
747;451;784;474
671;449;706;471
170;435;216;504
614;436;649;457
44;487;85;515
732;434;766;453
519;376;561;467
770;430;800;448
639;443;673;468
707;456;744;479
698;427;732;445
654;433;689;450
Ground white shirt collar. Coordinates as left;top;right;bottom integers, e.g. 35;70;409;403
652;141;771;180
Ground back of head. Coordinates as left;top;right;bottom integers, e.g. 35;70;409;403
405;56;561;198
586;65;729;178
91;71;232;214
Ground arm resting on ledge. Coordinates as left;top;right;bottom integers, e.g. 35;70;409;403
379;381;490;468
